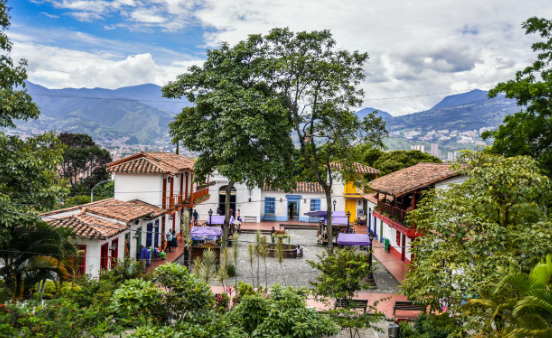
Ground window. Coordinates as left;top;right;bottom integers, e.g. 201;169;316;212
265;197;275;214
310;199;321;211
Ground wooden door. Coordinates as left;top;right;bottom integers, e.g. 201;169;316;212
345;200;356;222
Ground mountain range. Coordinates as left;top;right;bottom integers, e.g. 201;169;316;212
9;83;521;149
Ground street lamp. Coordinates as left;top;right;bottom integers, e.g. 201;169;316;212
346;211;351;232
367;231;375;285
333;199;337;211
208;208;213;226
90;179;111;202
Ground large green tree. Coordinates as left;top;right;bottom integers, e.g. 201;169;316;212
0;0;75;302
264;28;387;251
58;132;112;189
483;17;552;176
163;37;296;246
401;152;552;327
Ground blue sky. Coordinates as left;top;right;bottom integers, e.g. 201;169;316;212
7;0;552;114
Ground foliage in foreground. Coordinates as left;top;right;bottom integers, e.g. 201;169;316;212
401;152;552;329
470;254;552;337
0;262;338;338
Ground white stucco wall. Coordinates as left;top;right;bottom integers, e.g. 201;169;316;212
114;173;163;206
195;172;263;222
435;175;466;191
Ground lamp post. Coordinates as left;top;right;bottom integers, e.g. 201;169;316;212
367;231;375;286
346;211;351;233
208;208;213;226
90;179;111;202
333;199;337;211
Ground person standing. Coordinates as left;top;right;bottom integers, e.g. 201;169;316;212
145;246;151;267
139;245;148;272
172;230;178;251
193;209;199;227
166;232;173;252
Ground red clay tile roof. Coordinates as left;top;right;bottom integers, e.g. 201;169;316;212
107;152;195;174
362;193;379;204
46;214;127;239
264;182;330;194
331;162;380;175
368;163;463;197
42;198;166;223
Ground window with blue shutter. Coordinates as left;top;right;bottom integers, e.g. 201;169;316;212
310;199;321;211
265;197;275;214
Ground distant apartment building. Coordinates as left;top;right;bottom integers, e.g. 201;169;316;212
430;143;441;158
410;145;425;153
447;151;459;161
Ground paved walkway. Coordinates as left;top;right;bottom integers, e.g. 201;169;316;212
372;242;409;283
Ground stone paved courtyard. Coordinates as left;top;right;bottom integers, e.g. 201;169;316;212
212;229;400;294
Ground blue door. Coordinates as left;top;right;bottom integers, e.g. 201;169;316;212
146;222;153;247
154;220;159;248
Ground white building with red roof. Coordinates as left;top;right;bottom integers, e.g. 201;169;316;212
363;163;466;264
41;198;167;277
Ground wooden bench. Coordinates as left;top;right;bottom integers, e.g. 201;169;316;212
334;298;369;313
393;301;424;315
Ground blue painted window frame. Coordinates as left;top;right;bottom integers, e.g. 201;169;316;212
146;222;153;247
310;199;321;211
265;197;275;214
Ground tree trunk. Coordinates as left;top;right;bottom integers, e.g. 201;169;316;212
325;188;334;253
223;181;234;249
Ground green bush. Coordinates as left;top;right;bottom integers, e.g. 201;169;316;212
227;264;236;277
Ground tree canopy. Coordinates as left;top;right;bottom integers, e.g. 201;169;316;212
163;36;296;245
58;132;112;190
401;152;552;325
368;149;442;176
263;28;387;250
483;17;552;176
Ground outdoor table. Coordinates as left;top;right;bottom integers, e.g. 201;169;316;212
337;233;371;246
191;226;223;241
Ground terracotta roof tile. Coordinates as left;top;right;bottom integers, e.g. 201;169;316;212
46;214;127;239
42;198;167;223
331;162;380;175
107;152;195;174
264;182;330;194
368;163;462;197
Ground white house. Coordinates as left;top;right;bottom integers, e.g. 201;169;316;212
107;152;210;237
41;198;166;277
195;162;379;223
363;163;466;264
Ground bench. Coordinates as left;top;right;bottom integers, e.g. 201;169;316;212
334;298;369;313
334;299;371;338
393;301;424;315
263;214;276;221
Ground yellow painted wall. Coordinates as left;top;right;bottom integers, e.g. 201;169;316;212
344;182;359;194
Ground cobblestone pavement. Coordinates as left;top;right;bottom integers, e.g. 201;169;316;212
213;229;400;294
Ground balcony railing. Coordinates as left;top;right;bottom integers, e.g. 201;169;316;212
192;188;209;202
376;200;407;224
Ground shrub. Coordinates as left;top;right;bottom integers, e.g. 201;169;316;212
227;264;236;277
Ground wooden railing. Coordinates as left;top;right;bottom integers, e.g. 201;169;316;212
192;188;209;202
377;200;407;224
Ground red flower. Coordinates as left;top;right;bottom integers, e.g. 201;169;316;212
0;304;4;308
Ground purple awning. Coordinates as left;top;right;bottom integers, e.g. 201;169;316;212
207;215;225;225
191;226;223;240
337;233;371;246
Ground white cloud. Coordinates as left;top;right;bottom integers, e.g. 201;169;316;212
18;0;552;114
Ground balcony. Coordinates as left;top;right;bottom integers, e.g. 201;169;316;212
376;200;407;225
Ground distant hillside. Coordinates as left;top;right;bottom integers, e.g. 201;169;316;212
11;82;191;144
430;89;490;110
387;91;518;133
355;107;393;122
